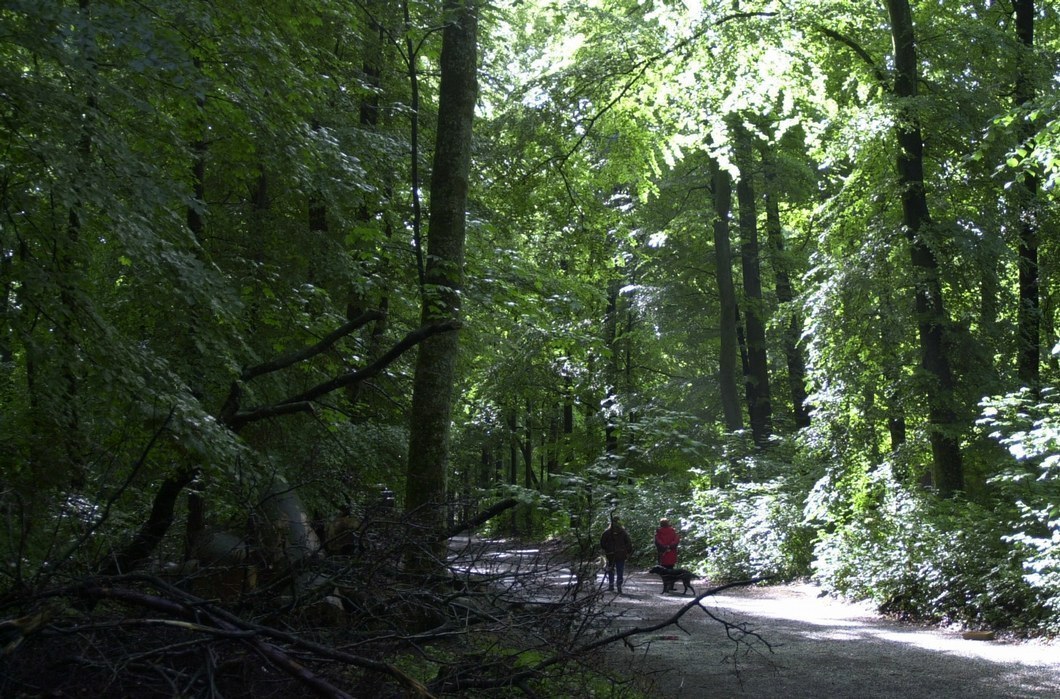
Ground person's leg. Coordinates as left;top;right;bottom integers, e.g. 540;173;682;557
605;559;615;590
615;560;625;593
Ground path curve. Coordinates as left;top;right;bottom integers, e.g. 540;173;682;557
599;570;1060;698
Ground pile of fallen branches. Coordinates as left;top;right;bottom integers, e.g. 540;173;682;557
0;530;767;698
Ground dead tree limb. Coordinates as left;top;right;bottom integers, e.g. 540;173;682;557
75;578;435;698
106;320;459;574
430;577;769;693
100;467;198;576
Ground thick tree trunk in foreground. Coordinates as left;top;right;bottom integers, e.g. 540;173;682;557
711;159;743;431
885;0;963;495
404;0;478;573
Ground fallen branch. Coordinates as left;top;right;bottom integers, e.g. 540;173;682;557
430;577;769;693
99;467;198;576
73;576;435;698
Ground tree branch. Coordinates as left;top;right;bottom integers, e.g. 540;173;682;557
528;11;777;178
76;577;436;698
241;311;385;382
431;577;769;693
811;24;889;88
442;497;519;539
100;467;199;576
225;320;460;430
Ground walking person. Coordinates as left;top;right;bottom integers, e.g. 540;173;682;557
600;515;633;593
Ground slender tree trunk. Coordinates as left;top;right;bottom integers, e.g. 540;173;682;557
884;0;963;495
0;252;11;363
732;121;772;446
345;7;392;413
522;402;536;489
761;146;811;429
603;279;620;455
404;0;426;286
711;159;743;431
1043;290;1059;373
547;411;560;476
1013;0;1040;391
507;410;518;535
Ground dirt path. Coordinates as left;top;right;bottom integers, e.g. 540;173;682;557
598;570;1060;698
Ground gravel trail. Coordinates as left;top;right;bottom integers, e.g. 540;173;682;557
599;572;1060;698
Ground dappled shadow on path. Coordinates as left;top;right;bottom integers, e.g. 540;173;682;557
599;572;1060;699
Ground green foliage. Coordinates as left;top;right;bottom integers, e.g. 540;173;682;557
685;436;817;581
979;383;1060;628
812;465;1051;631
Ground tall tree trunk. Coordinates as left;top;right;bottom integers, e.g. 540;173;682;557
403;0;478;571
345;6;392;413
884;0;963;495
603;279;620;455
761;145;811;429
1013;0;1040;391
1043;290;1059;373
711;159;743;431
732;122;772;445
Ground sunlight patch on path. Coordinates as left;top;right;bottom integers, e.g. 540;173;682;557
701;583;1060;669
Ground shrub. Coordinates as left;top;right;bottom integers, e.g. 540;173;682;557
685;438;817;581
811;466;1051;630
687;478;814;581
979;385;1060;630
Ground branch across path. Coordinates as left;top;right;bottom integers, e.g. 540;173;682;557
599;573;1060;698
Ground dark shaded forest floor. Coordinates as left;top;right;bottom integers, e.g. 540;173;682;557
597;571;1060;698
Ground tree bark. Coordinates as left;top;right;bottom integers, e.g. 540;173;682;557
732;120;772;446
1013;0;1040;391
603;278;620;455
761;145;811;429
884;0;963;495
711;159;744;431
404;0;478;572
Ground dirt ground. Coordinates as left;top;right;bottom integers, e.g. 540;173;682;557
597;570;1060;698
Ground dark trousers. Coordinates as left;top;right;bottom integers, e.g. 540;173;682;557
605;560;625;589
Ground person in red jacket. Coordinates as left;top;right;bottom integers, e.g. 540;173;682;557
654;517;680;571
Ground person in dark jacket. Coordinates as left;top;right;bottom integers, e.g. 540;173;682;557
600;516;634;593
654;517;680;582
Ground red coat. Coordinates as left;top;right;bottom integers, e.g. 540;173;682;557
654;525;680;567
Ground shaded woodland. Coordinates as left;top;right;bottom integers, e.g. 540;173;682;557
1;0;1059;696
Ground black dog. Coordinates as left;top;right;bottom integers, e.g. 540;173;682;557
648;565;695;594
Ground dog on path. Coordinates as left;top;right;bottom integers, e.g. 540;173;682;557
648;565;695;594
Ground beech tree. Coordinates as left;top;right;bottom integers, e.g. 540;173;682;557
404;0;479;570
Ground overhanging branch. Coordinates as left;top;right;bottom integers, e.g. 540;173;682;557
225;320;460;430
241;310;385;382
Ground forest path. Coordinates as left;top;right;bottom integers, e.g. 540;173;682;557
597;570;1060;698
